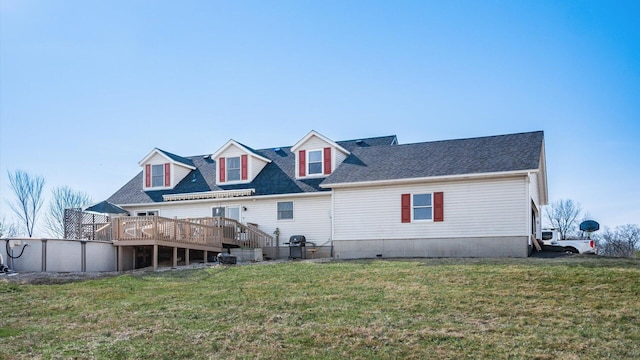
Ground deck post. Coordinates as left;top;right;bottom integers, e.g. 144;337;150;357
204;250;208;264
153;245;158;270
118;246;123;272
153;215;158;239
185;248;190;265
173;247;178;267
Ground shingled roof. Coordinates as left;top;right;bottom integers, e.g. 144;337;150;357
156;148;195;168
322;131;544;186
107;135;398;205
107;132;544;205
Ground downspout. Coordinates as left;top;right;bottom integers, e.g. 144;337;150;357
526;173;532;238
330;188;335;258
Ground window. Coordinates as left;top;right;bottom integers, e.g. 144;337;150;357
136;210;157;216
227;206;241;222
227;157;240;181
277;201;294;220
413;194;433;220
151;164;164;187
308;150;322;175
402;192;443;223
145;163;169;188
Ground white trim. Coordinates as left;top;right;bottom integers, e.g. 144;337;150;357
411;192;434;222
163;189;255;201
225;156;242;182
276;200;295;221
538;142;549;205
210;139;272;163
291;130;350;155
138;148;196;170
225;204;242;222
135;209;160;216
306;148;325;176
143;163;173;191
321;169;537;189
120;190;330;209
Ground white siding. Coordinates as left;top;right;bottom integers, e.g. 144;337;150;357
123;194;332;248
335;150;348;171
333;177;528;241
142;153;192;189
217;144;268;183
147;153;166;165
529;173;540;209
173;164;192;187
251;157;269;178
219;144;245;158
301;136;332;150
295;135;340;177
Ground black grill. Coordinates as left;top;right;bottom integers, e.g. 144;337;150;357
286;235;306;259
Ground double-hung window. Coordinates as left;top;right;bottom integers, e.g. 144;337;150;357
151;165;164;187
413;193;433;221
277;201;294;220
226;157;241;181
308;150;322;175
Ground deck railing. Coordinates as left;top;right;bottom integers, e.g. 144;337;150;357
95;216;273;249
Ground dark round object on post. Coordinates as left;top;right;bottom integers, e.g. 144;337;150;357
580;220;600;232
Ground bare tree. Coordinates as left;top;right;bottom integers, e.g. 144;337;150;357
0;216;19;238
544;199;582;240
7;170;46;237
44;186;92;238
598;224;640;258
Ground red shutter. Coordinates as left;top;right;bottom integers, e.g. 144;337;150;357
299;150;306;177
164;163;170;187
401;194;411;223
241;155;248;180
145;164;151;188
219;157;226;182
323;147;331;175
434;192;444;222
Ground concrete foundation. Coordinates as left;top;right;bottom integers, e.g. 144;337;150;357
333;236;529;259
230;248;263;262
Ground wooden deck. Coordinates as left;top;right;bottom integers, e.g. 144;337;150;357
94;216;274;270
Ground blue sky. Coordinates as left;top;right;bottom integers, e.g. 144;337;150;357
1;0;639;235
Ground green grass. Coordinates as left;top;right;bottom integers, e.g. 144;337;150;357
1;257;639;359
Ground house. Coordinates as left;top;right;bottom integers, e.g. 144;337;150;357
106;130;547;262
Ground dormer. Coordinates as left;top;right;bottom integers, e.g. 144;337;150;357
139;148;196;191
291;130;350;179
211;140;272;185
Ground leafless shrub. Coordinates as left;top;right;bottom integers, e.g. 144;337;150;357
44;186;92;238
0;216;19;237
597;224;640;258
544;199;582;240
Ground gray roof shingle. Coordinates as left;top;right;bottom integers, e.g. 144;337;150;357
107;132;543;204
322;131;544;185
107;135;398;204
156;148;195;168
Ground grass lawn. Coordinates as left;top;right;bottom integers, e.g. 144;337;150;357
1;256;639;359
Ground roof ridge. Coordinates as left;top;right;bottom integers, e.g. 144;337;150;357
156;148;195;166
395;130;543;147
